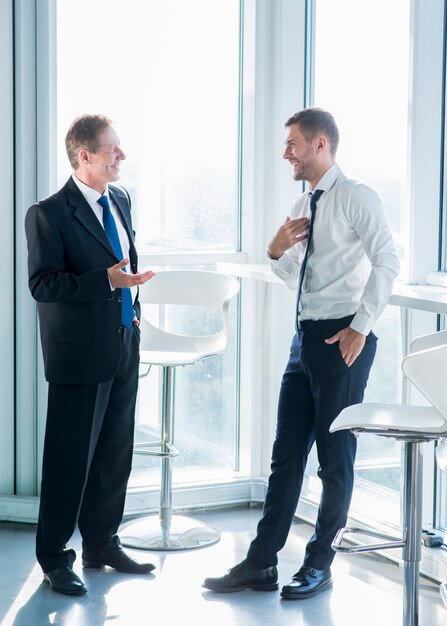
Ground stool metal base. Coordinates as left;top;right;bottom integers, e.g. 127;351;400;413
119;514;220;551
332;526;405;553
332;439;423;626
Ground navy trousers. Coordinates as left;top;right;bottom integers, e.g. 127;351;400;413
247;315;377;570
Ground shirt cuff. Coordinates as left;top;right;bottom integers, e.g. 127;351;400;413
350;312;373;336
269;252;293;271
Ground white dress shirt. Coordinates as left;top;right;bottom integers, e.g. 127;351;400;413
270;163;400;335
72;175;137;304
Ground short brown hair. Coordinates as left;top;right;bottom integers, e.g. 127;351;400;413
65;114;113;169
285;107;339;156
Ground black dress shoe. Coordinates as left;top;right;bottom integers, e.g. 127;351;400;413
281;566;332;599
203;559;278;592
82;539;155;574
44;567;87;596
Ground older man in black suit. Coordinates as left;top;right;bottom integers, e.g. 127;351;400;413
25;114;155;595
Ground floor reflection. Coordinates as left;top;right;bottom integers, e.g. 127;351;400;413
0;508;444;626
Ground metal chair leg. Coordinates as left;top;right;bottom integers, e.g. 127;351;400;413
402;441;422;626
159;366;174;543
332;439;424;626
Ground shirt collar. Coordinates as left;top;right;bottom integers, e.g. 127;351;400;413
72;174;109;206
310;163;342;195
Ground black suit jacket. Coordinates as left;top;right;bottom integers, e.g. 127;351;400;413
25;177;140;385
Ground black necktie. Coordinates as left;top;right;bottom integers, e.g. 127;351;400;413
97;195;134;328
296;189;324;328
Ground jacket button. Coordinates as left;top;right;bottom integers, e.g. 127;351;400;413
117;326;123;333
117;296;122;303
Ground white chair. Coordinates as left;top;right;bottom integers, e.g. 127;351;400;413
120;269;239;550
330;330;447;626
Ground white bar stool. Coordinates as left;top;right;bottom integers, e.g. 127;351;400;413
330;330;447;626
120;269;239;551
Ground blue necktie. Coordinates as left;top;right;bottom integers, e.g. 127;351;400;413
97;195;134;328
296;189;324;329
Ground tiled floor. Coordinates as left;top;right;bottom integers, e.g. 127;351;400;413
0;506;445;626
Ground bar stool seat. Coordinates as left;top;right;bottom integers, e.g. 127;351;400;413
334;402;446;433
119;269;239;551
330;330;447;626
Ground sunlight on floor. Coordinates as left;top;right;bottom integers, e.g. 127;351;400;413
0;509;445;626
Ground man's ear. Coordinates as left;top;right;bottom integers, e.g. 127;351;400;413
315;134;327;153
78;148;90;165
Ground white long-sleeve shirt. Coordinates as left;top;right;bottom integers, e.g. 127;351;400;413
270;163;400;335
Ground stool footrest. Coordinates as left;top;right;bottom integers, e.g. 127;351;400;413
332;526;405;554
133;441;179;457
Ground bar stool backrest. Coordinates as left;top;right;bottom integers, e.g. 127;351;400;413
402;339;447;431
139;269;239;306
137;269;240;359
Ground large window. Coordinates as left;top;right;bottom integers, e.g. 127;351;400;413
57;0;240;253
311;0;410;528
56;0;242;489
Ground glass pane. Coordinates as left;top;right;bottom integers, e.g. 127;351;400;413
57;0;240;252
438;467;447;533
437;317;447;533
314;0;409;269
313;0;410;527
355;305;402;523
130;276;239;488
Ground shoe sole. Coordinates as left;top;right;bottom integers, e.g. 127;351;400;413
82;560;156;573
82;560;105;569
280;579;333;600
43;576;87;596
202;583;279;593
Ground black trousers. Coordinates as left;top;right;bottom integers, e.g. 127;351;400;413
247;315;377;570
36;325;140;573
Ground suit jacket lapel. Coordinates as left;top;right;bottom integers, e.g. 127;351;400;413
65;178;117;258
109;186;138;265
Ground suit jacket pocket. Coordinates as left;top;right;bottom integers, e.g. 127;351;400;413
48;327;92;345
